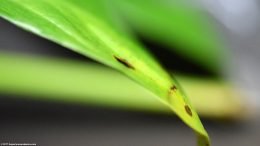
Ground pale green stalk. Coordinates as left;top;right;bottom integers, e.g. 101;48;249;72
0;52;245;119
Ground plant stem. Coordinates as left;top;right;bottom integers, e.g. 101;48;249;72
0;51;246;118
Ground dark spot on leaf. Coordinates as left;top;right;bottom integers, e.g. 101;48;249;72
167;85;177;102
114;56;135;69
170;85;177;91
185;105;192;117
168;85;177;96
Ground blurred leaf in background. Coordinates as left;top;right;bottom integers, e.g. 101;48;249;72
0;51;246;119
112;0;227;73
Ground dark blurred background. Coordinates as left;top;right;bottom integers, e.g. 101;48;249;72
1;0;260;146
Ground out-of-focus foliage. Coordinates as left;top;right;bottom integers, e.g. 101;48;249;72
113;0;226;73
0;52;246;119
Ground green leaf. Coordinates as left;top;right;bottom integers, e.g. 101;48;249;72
0;0;210;145
67;0;132;36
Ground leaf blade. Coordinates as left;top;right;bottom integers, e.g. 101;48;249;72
0;0;210;145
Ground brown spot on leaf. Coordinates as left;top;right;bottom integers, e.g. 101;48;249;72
168;85;177;96
185;105;192;117
114;56;135;69
167;85;177;102
170;85;177;91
